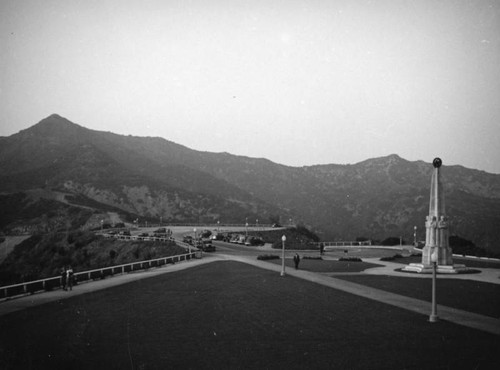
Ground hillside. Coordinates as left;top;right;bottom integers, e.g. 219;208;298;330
0;231;185;285
1;114;500;252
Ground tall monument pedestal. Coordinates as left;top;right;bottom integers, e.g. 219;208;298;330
402;158;468;274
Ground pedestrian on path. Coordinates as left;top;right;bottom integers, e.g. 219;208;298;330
293;253;300;269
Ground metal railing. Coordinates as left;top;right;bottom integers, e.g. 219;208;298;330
315;240;373;247
0;251;196;301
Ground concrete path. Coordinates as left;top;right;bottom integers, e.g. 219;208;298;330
1;254;499;337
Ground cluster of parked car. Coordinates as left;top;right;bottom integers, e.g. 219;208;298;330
104;227;174;242
182;235;216;252
227;234;265;246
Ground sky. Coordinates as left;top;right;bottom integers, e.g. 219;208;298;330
1;0;499;173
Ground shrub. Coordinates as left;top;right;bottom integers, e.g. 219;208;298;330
380;253;403;261
339;257;363;262
380;237;404;246
303;256;322;260
257;254;280;261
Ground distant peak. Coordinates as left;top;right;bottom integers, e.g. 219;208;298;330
18;114;87;139
387;153;401;159
47;113;63;119
40;113;73;124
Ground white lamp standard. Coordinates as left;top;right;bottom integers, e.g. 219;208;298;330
429;247;439;322
281;235;286;277
217;220;220;232
100;219;103;231
245;222;248;238
191;228;196;254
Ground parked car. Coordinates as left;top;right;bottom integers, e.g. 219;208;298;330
201;230;212;238
201;244;216;252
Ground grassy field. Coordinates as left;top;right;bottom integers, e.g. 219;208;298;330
267;257;383;273
1;261;499;369
267;256;500;318
334;275;500;319
383;255;500;269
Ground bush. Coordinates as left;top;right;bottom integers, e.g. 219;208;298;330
380;253;403;262
303;256;322;260
338;257;363;262
257;254;280;261
380;237;404;246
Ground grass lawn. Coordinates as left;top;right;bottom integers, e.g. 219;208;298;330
0;261;499;370
266;258;383;273
383;255;500;269
333;274;500;319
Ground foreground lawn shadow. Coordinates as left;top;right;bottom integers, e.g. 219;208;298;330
1;261;499;370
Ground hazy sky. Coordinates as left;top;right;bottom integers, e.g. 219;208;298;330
1;0;499;173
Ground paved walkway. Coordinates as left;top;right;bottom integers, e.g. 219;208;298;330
1;254;499;336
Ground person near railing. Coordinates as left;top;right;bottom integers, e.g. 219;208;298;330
66;266;74;291
60;267;67;291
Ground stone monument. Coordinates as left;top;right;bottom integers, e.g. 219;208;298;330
403;158;467;273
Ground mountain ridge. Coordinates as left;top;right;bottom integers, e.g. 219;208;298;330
1;114;499;251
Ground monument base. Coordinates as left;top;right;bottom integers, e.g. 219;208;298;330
402;263;468;274
421;245;453;266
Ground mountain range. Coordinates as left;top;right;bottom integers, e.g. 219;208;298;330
1;114;500;252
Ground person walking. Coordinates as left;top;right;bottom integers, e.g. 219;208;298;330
293;253;300;269
320;243;324;256
66;266;74;291
60;267;67;291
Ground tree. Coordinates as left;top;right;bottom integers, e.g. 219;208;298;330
269;214;280;225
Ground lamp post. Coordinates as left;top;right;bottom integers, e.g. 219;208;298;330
281;235;286;277
160;216;162;226
217;220;220;232
429;247;439;322
191;228;196;254
245;222;248;238
413;226;417;246
100;219;103;231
